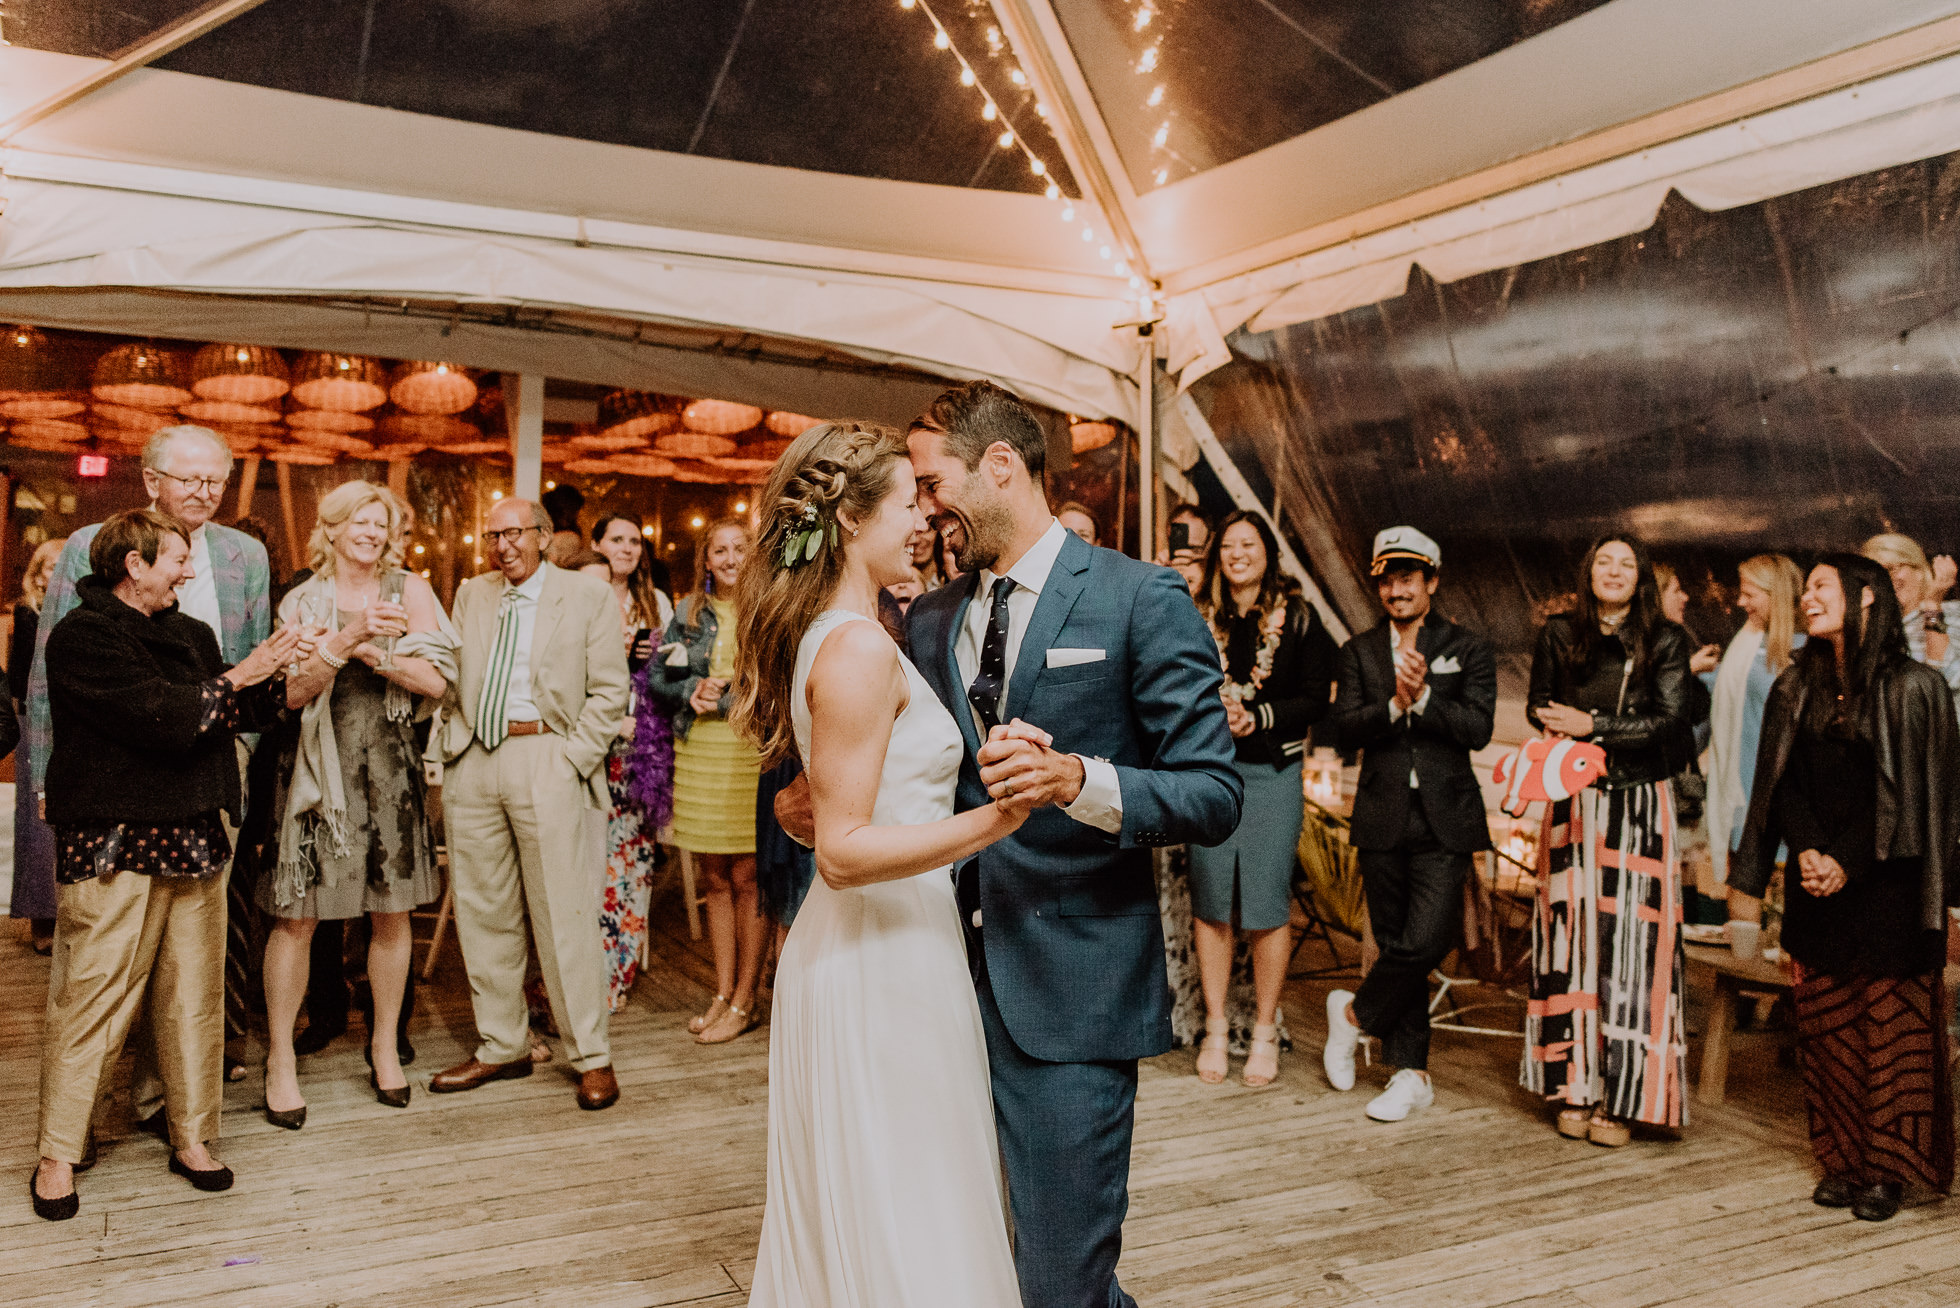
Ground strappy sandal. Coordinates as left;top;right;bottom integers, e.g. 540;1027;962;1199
688;994;729;1036
1243;1023;1281;1088
1195;1031;1230;1084
1588;1111;1632;1148
1556;1107;1593;1139
694;1000;759;1045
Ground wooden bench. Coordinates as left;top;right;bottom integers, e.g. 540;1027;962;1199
1683;940;1792;1105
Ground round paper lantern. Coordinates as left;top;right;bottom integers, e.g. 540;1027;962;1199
655;431;737;459
707;455;776;477
1;394;86;420
370;442;427;462
2;326;84;416
389;361;477;416
95;434;152;457
287;408;375;434
264;444;341;466
683;398;763;435
208;422;287;453
91;402;175;435
607;452;678;479
764;411;822;439
563;457;616;475
665;459;732;484
179;399;284;426
289;428;376;455
92;343;192;408
1069;418;1118;453
596;389;676;441
290;353;387;412
435;439;508;456
9;418;90;448
376;413;480;445
568;429;650;453
191;343;290;404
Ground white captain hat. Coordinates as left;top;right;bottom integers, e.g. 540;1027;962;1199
1370;526;1441;575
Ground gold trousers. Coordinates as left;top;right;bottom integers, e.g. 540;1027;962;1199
39;869;227;1161
444;734;612;1072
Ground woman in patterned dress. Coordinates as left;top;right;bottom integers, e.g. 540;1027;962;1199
590;513;675;1011
1524;536;1693;1146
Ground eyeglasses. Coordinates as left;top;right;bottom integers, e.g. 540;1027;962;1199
153;471;228;495
484;526;541;547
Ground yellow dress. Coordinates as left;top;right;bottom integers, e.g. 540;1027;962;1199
670;597;762;855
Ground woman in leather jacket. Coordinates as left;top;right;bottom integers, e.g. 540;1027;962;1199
1522;537;1693;1146
1728;555;1955;1221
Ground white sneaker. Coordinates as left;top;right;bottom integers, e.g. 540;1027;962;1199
1366;1068;1435;1122
1323;990;1360;1091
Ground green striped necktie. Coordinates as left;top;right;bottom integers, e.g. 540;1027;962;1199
476;585;523;750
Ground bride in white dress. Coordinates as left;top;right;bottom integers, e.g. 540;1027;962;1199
730;421;1031;1308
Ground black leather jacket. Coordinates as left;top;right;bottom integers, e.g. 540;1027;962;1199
1526;614;1692;789
1732;658;1960;934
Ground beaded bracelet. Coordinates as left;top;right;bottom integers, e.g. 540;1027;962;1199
319;645;349;671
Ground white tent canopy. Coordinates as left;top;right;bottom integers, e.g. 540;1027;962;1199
3;1;1960;418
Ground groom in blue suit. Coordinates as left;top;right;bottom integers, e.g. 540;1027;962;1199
906;382;1241;1307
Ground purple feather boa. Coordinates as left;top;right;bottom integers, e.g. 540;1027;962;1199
625;661;676;829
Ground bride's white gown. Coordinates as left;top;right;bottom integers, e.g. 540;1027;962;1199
748;611;1022;1308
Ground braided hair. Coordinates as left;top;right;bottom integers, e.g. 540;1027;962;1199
730;420;911;769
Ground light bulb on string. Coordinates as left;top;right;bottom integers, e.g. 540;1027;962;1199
1009;68;1026;86
1030;158;1045;176
1035;102;1050;118
1147;85;1165;107
1154;168;1169;185
981;101;996;121
1138;45;1158;73
1081;226;1095;242
1128;275;1144;290
960;65;975;86
1061;205;1074;222
1098;246;1111;260
900;0;914;7
1135;7;1154;30
1044;183;1060;200
933;28;950;49
1115;260;1130;276
997;129;1015;149
1152;122;1169;148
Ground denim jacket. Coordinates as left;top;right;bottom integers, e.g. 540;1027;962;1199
647;597;729;741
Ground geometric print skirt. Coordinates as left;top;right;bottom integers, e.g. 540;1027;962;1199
1522;781;1689;1127
1792;963;1954;1194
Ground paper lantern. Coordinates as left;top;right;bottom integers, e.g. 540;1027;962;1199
607;452;679;479
682;398;762;435
92;344;192;408
205;428;263;455
287;408;375;434
179;399;284;426
764;411;822;439
596;389;676;441
288;428;376;455
95;434;152;457
1;394;86;420
655;431;738;459
8;418;89;448
376;413;480;445
370;442;427;462
568;429;650;452
706;455;776;477
666;459;732;484
1069;418;1118;453
1;326;85;417
539;443;576;464
91;402;175;435
191;343;290;404
389;361;477;416
563;457;617;475
290;353;387;412
435;439;508;456
264;444;341;465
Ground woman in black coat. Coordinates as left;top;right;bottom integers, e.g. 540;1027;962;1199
1730;554;1956;1222
1522;536;1694;1146
30;509;299;1222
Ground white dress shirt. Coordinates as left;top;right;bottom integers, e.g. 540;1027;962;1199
499;563;551;722
1385;622;1432;788
954;518;1122;833
175;524;223;641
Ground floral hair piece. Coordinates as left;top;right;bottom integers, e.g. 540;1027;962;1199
780;501;838;569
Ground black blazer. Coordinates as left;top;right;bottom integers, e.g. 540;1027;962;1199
1328;617;1496;853
44;577;280;828
1207;598;1339;768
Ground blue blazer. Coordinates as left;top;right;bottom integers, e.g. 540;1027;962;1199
906;532;1242;1063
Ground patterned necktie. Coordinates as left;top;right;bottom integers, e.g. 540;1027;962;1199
966;576;1017;735
476;586;523;750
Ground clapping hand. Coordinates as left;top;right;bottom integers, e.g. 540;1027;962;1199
228;626;305;688
1796;848;1847;897
1392;645;1427;712
978;719;1080;812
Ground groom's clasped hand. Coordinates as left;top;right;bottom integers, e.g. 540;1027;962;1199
976;718;1083;810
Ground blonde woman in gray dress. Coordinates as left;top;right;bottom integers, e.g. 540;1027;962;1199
258;483;457;1124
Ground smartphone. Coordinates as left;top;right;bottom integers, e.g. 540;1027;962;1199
1167;522;1191;554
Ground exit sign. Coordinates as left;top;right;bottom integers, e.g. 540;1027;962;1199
77;454;110;478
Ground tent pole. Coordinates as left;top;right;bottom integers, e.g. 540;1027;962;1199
1135;335;1155;563
503;372;544;501
234;454;261;521
275;461;303;578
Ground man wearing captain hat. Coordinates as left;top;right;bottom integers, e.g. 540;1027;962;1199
1320;527;1497;1122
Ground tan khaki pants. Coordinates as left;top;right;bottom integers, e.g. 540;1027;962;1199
444;735;611;1072
39;869;227;1161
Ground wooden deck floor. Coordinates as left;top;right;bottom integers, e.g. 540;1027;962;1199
2;895;1953;1308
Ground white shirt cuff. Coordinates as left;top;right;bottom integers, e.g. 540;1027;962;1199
1411;685;1432;715
1387;698;1404;722
1063;755;1123;833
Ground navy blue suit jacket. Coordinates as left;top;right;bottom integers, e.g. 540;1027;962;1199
906;532;1242;1063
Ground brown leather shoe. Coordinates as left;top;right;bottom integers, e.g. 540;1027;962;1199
576;1066;619;1111
429;1055;534;1094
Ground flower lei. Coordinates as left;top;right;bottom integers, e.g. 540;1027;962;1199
779;502;837;569
1211;599;1286;705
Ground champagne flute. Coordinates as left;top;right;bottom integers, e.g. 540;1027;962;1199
293;593;328;675
377;569;407;669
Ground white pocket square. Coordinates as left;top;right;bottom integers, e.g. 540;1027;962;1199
1046;647;1106;668
1429;654;1462;673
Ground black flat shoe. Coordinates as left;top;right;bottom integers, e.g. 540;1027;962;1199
168;1154;234;1193
1852;1181;1903;1222
1812;1175;1859;1207
370;1070;412;1109
29;1168;78;1222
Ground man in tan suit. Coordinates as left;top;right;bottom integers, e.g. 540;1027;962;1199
431;498;629;1110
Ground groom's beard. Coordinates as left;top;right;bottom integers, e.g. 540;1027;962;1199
946;491;1014;576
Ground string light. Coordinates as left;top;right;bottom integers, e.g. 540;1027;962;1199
960;66;976;86
998;129;1016;149
981;101;997;121
1147;85;1164;107
933;27;950;49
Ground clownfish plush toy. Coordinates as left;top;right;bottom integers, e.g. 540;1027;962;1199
1491;737;1609;817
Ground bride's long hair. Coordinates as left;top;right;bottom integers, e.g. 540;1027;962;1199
731;419;911;769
